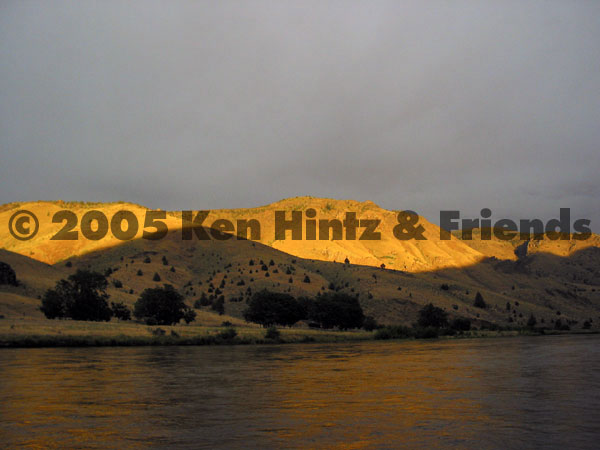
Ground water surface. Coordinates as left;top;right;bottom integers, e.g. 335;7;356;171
1;335;599;449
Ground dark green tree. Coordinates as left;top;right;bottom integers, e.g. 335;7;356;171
417;303;448;328
41;270;112;321
111;301;132;320
134;284;193;325
474;292;487;308
244;290;305;327
307;292;365;330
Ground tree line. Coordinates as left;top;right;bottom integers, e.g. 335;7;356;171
41;269;196;325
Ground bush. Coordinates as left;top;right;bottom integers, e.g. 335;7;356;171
211;296;225;315
244;290;305;326
153;273;161;282
0;262;18;286
526;314;537;328
41;270;112;321
417;303;448;328
111;301;131;320
217;327;237;340
194;293;212;308
265;326;281;340
113;279;123;288
413;326;439;339
183;308;196;324
134;284;194;325
474;292;487;308
374;325;412;340
450;317;471;331
363;316;379;331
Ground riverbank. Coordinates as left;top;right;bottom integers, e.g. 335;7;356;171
2;316;594;348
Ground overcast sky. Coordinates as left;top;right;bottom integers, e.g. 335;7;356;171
1;1;599;230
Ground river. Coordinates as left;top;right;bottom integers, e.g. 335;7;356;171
1;335;599;449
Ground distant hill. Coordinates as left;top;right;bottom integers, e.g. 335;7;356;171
1;198;599;328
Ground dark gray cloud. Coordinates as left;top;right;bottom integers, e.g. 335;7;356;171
1;0;599;230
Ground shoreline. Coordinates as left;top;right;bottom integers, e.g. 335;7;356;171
1;322;596;348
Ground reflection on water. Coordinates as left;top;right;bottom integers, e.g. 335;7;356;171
1;335;599;449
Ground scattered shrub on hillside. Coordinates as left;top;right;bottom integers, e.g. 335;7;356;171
211;296;225;315
474;292;487;308
0;262;18;286
153;273;161;282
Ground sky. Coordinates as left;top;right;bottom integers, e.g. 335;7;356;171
1;1;599;230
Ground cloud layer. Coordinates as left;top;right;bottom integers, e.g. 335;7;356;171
1;1;599;229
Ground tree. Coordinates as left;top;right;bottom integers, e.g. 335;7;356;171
526;314;537;328
211;296;225;315
307;292;365;330
41;270;112;321
153;272;161;282
244;290;305;327
417;303;448;328
0;262;18;286
134;284;193;325
111;301;132;320
162;255;169;266
363;316;379;331
474;292;487;308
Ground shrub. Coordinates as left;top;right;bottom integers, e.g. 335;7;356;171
113;279;123;288
211;296;225;315
153;273;161;282
111;301;131;320
265;326;281;340
183;308;197;324
0;262;18;286
374;325;412;340
144;256;151;263
526;314;537;328
194;292;212;308
474;292;487;308
362;316;379;331
217;327;237;340
450;317;471;331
